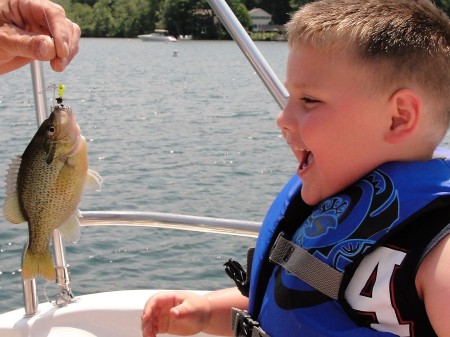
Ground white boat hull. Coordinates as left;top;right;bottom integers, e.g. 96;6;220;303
137;34;177;42
0;289;215;337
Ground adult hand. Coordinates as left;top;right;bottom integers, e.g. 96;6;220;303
0;0;80;74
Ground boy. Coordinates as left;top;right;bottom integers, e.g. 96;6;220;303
141;0;450;336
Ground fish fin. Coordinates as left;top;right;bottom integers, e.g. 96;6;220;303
58;211;81;243
44;142;56;165
85;169;103;192
3;156;26;224
22;249;55;281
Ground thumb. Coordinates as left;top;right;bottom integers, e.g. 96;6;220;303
170;300;192;318
0;24;56;60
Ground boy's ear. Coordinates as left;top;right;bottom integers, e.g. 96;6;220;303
385;89;421;144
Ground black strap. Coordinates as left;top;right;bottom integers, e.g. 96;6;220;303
224;247;254;297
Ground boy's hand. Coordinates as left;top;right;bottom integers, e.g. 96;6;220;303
141;291;211;337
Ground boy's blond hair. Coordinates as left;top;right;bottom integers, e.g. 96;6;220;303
286;0;450;142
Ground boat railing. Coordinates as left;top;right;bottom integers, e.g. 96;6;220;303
80;211;261;236
22;0;283;318
207;0;288;110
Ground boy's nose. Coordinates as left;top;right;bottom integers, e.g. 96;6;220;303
276;109;286;130
277;102;295;132
277;108;293;142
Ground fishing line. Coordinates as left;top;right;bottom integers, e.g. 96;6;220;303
42;9;54;40
43;280;52;304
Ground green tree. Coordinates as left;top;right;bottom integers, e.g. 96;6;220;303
289;0;313;11
137;0;162;34
267;0;292;24
91;0;115;36
55;0;294;38
112;0;148;37
160;0;199;37
436;0;450;16
159;0;250;39
228;0;251;28
70;2;95;36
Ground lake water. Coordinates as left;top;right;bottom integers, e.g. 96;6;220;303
1;38;450;314
0;39;293;312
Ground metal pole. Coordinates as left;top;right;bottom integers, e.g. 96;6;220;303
207;0;289;110
30;61;48;126
53;232;74;307
21;61;48;316
26;61;74;315
21;242;38;317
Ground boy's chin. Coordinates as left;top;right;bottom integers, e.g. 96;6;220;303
300;187;323;206
300;182;339;206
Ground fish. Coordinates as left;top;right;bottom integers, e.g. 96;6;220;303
3;105;102;281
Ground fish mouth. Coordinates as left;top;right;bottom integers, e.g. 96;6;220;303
48;106;83;161
54;107;80;140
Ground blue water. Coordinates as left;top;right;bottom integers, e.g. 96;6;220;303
0;39;293;312
1;38;450;314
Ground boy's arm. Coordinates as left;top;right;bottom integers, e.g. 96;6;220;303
141;287;248;337
205;287;249;335
416;234;450;336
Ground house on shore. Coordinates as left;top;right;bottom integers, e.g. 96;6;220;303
249;8;277;32
249;8;286;41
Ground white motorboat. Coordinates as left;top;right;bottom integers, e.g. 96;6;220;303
138;29;177;42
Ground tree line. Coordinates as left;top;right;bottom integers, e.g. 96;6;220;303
54;0;450;39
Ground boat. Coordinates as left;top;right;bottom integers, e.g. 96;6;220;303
138;29;177;42
0;0;288;336
0;211;261;337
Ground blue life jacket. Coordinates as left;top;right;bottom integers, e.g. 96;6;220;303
248;159;450;337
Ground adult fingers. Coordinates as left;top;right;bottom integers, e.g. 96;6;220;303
0;23;56;60
41;4;80;63
22;1;80;71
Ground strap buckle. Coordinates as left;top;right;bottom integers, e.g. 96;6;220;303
231;308;270;337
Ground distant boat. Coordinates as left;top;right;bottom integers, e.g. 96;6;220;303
138;29;177;42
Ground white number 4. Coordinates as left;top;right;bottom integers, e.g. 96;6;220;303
345;246;411;336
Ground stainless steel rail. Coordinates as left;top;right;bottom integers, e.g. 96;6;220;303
30;61;48;127
81;211;260;237
207;0;289;110
25;61;74;316
22;61;46;317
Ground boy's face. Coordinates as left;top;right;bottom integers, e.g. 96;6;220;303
278;44;394;206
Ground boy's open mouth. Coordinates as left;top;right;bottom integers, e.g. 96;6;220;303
298;148;313;173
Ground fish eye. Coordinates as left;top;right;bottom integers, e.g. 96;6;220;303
47;125;56;136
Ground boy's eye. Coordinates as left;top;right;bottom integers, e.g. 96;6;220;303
301;97;320;104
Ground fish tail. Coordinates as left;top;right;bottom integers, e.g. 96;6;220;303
22;249;55;281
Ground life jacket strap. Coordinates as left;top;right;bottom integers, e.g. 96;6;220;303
269;232;343;300
224;248;255;297
231;307;271;337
